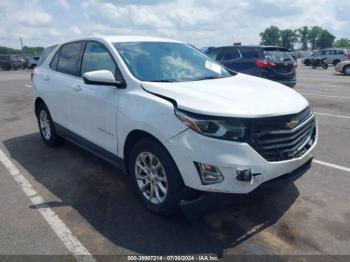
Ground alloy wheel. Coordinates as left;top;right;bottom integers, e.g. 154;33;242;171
134;152;168;205
39;110;51;140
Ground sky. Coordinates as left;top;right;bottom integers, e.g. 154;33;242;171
0;0;349;49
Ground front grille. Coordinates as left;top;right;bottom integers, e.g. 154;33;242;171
249;107;316;162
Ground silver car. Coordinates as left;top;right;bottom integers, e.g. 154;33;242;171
318;48;350;66
335;60;350;75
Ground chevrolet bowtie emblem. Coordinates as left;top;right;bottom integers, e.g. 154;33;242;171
286;120;298;129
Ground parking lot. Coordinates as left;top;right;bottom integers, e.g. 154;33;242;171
0;66;349;260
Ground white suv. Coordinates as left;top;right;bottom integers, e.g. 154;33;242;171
32;36;317;215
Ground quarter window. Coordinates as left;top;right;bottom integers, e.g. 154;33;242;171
221;48;241;61
207;48;222;61
81;42;117;76
57;41;84;76
50;49;60;71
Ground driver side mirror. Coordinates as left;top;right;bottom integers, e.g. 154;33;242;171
83;70;126;88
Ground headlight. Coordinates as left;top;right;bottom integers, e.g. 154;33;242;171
175;109;248;141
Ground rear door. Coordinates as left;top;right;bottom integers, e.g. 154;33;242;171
46;41;84;129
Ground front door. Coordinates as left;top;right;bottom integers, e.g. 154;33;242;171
69;41;122;154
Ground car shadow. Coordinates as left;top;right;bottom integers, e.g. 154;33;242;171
3;133;299;255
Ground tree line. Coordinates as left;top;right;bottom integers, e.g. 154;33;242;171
0;46;44;55
260;25;349;50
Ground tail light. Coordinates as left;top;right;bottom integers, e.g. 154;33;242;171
256;60;275;68
344;54;350;60
30;71;34;81
293;61;298;68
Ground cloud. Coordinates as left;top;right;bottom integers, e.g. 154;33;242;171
0;0;349;48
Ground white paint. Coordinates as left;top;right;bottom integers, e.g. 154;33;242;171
300;92;350;99
314;159;350;173
24;84;32;88
0;148;96;262
299;83;349;88
314;112;350;119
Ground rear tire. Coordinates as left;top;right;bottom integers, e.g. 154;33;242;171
36;103;63;147
128;138;185;215
333;60;340;66
322;64;328;70
304;60;311;66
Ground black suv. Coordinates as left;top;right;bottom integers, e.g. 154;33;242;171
206;46;297;87
0;55;22;70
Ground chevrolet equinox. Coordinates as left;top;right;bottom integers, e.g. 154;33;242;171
32;36;317;215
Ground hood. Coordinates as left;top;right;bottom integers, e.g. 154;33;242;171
142;73;309;118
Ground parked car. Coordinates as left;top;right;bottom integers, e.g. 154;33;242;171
335;60;350;75
206;45;297;87
317;48;350;66
27;56;40;69
0;54;22;70
32;36;317;215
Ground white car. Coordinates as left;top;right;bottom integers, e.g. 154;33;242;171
32;36;317;215
335;60;350;75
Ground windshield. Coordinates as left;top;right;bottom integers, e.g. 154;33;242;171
263;50;293;62
114;42;232;82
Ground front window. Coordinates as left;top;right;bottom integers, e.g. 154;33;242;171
114;42;232;82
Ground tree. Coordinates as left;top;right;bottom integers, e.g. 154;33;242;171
308;26;323;50
260;25;281;46
280;29;297;49
334;38;350;48
297;26;309;50
0;45;43;55
316;30;335;49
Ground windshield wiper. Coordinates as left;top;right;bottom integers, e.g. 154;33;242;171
148;79;177;83
193;76;224;81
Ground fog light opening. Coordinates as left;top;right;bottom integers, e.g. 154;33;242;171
236;169;262;184
194;162;224;185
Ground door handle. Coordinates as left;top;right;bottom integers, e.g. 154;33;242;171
43;75;50;81
72;84;82;92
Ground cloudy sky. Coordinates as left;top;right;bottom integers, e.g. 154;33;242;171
0;0;349;49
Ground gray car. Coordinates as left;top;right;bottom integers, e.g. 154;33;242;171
318;48;350;66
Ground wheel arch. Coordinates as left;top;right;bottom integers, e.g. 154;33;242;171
34;97;46;116
123;129;172;175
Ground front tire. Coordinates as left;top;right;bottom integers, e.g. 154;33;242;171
36;103;63;147
128;138;185;215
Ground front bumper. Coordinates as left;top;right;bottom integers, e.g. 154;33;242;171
165;127;317;194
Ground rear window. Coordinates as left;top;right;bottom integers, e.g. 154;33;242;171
37;45;57;67
263;50;293;62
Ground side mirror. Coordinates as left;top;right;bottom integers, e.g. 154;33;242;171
83;70;126;88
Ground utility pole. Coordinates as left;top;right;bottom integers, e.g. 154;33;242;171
19;36;23;51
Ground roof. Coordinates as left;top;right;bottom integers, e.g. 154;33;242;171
50;35;182;47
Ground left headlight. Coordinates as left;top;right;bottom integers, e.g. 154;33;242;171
175;109;248;141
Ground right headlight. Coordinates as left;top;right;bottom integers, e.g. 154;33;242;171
175;109;248;142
